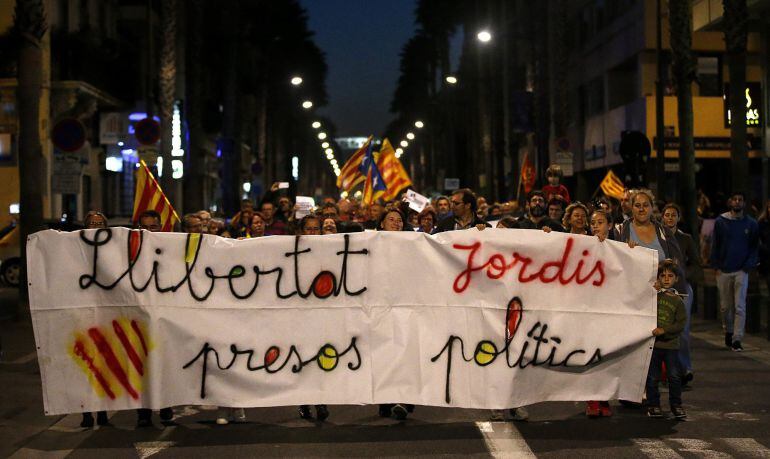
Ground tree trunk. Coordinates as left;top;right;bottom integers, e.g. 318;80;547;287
15;0;47;312
670;0;700;241
723;0;749;195
158;0;177;204
183;0;205;212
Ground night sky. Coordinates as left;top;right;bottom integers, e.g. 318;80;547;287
300;0;420;137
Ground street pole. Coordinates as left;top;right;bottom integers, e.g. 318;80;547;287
655;0;666;194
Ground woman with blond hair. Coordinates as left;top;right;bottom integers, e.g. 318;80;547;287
562;202;590;235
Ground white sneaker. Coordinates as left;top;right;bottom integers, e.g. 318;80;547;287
509;407;529;421
216;407;229;425
232;408;246;422
215;417;229;425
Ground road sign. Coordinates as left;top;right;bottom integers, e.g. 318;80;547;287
134;118;161;145
51;118;86;152
444;178;460;190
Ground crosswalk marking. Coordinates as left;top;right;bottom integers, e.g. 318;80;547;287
721;438;770;458
475;421;536;458
632;439;684;459
670;439;732;458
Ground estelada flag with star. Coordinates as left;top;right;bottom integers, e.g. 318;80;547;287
375;138;412;201
336;135;373;192
360;141;387;205
132;160;180;231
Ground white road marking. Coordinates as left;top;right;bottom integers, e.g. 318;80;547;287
134;441;176;459
721;438;770;457
632;439;684;459
670;439;732;458
475;421;536;458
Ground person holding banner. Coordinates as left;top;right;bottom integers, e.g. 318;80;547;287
297;214;330;422
619;190;687;292
375;207;416;420
434;189;489;233
517;191;565;232
135;210;175;428
80;211;111;428
562;202;590;235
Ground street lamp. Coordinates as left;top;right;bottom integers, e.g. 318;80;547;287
325;148;333;155
414;120;424;128
445;75;458;85
302;100;313;109
477;30;492;43
406;132;415;140
291;76;303;86
318;132;327;140
400;140;409;148
321;141;330;149
312;121;321;129
395;147;403;156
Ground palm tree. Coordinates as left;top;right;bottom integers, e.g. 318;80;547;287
723;0;748;195
669;0;699;240
158;0;177;204
14;0;47;310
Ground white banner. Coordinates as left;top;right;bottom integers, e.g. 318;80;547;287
28;228;657;415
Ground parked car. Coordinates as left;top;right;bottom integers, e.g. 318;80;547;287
0;220;83;288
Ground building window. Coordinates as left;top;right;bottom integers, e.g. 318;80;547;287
697;56;721;97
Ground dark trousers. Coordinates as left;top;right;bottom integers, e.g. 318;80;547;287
646;348;682;407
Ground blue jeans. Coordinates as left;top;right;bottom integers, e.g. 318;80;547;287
678;283;694;373
646;348;682;407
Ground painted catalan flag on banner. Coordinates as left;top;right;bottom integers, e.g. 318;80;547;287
336;135;373;192
599;169;626;200
376;138;412;201
132;160;180;232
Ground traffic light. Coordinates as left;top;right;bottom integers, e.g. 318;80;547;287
618;130;651;188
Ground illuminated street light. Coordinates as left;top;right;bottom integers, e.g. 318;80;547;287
445;75;458;85
400;140;409;148
477;30;492;43
321;142;330;148
414;120;424;128
318;132;327;140
291;76;303;86
406;132;415;140
395;147;403;155
325;148;333;154
302;100;313;109
312;121;321;129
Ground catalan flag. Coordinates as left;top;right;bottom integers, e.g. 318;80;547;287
520;151;536;194
599;169;625;200
336;135;373;192
360;141;387;205
376;138;412;201
132;160;180;232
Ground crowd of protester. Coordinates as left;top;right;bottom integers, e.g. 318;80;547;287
80;164;761;426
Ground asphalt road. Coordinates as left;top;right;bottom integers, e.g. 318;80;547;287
2;304;770;458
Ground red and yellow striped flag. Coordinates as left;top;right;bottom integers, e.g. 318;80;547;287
132;160;180;232
599;169;625;200
336;135;372;192
375;138;412;201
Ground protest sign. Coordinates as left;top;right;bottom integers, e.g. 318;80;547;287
28;229;657;415
294;196;316;219
405;189;430;213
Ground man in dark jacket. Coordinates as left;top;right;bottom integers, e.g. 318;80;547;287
709;191;759;352
433;188;490;233
517;190;565;232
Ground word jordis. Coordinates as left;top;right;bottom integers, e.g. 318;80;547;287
452;237;606;293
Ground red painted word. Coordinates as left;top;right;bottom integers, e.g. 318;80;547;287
452;237;606;293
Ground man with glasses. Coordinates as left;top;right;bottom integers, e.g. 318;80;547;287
137;210;162;232
434;188;490;233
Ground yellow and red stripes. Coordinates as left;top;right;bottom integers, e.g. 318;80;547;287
132;160;180;232
69;318;153;400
